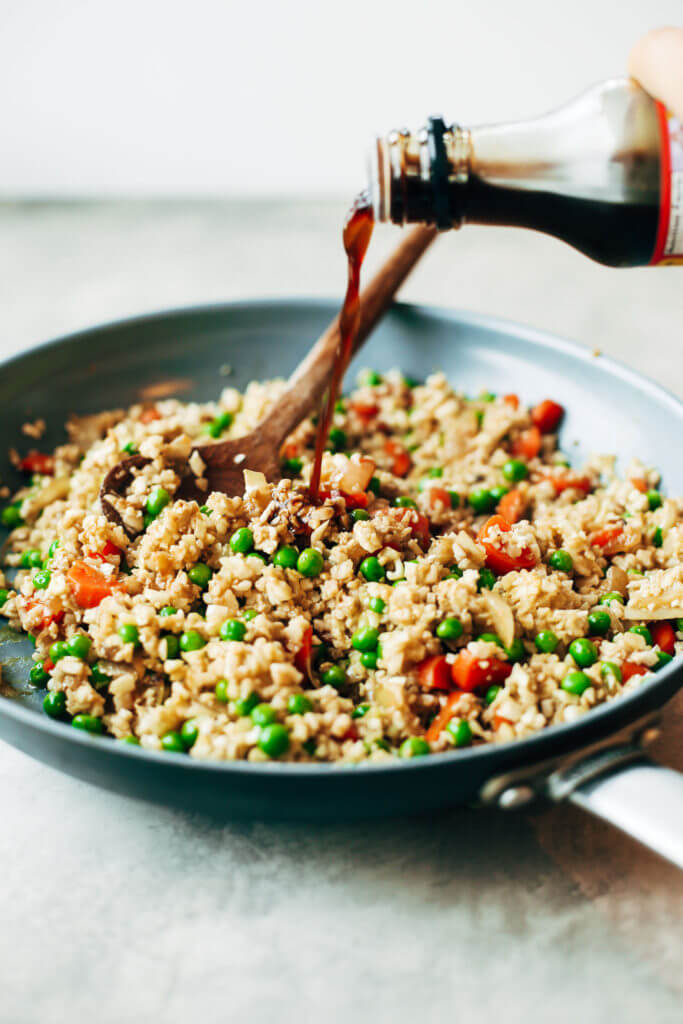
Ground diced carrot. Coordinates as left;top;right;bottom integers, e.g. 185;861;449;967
590;523;624;549
531;400;564;433
43;658;55;673
19;451;55;476
621;662;650;684
23;597;64;631
511;426;541;460
294;625;313;674
542;471;592;495
342;491;369;510
417;655;452;691
428;487;452;510
425;691;463;743
384;439;412;478
493;714;514;730
451;649;512;693
139;406;161;423
503;393;519;410
349;401;379;423
651;622;676;656
630;478;648;493
66;561;122;609
497;489;526;524
393;508;431;548
476;514;536;574
282;442;299;460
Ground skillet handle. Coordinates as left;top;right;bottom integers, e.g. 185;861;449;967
557;754;683;869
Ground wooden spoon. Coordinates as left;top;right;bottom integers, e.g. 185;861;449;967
100;224;437;531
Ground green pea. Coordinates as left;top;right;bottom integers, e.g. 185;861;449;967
143;510;157;529
243;609;258;621
447;491;460;509
394;496;417;509
30;661;50;686
478;632;503;647
161;730;186;753
352;703;370;719
146;486;170;517
479;391;496;403
368;476;381;496
215;679;229;703
287;693;312;715
477;569;496;591
199;505;212;515
66;634;91;660
653;527;663;548
179;630;206;652
230;527;254;554
188;563;212;589
203;411;234;437
281;456;303;475
676;620;683;634
468;488;496;514
488;485;509;504
1;504;23;529
646;489;662;511
20;549;43;569
351;627;379;652
272;546;299;569
49;640;69;662
399;737;430;758
359;556;385;582
220;618;246;642
548;549;573;573
327;427;347;451
234;691;259;716
121;735;140;745
599;592;625;606
446;719;472;747
656;651;673;669
569;638;598;668
72;714;104;735
297;548;324;577
0;588;9;610
118;623;139;646
321;664;347;688
600;661;622;683
180;718;199;749
251;703;278;727
358;369;382;387
436;617;464;642
485;685;501;705
535;630;559;653
258;723;290;758
629;625;653;646
588;610;611;637
159;606;177;617
360;650;378;670
163;634;180;659
369;597;386;614
449;565;463;580
43;690;66;718
562;670;592;696
505;638;526;663
32;569;50;590
89;662;110;687
502;459;528;483
426;467;443;478
121;441;137;455
351;509;370;522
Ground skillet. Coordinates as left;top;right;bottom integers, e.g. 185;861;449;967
0;299;682;865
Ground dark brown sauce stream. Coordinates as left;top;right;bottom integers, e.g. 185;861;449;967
309;192;374;499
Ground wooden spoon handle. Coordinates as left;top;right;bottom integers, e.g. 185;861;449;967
261;224;438;446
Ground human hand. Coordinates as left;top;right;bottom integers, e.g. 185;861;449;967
629;27;683;120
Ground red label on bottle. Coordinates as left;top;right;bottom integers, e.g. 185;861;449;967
651;103;683;265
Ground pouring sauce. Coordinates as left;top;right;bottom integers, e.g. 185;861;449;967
309;192;374;499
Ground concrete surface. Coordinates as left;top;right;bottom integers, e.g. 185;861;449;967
0;201;682;1024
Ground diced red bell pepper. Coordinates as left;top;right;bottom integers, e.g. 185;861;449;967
425;691;464;743
476;514;536;574
428;487;452;510
384;439;412;478
393;508;431;548
590;523;624;549
343;491;369;510
19;451;55;476
294;625;313;674
630;478;648;493
497;489;526;524
621;661;650;684
542;471;592;495
87;539;122;561
43;658;55;673
503;393;520;410
342;723;359;742
66;561;122;609
451;648;512;693
651;622;676;656
139;406;161;423
417;655;452;691
350;401;379;423
511;426;541;460
531;400;564;433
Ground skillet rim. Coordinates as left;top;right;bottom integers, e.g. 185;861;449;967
0;297;681;780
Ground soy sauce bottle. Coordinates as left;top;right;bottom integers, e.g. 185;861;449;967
368;78;683;267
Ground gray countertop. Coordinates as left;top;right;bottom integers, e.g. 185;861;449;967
0;201;682;1024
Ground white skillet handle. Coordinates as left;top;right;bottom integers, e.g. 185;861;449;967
567;759;683;869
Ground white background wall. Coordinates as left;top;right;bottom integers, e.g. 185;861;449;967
1;0;681;196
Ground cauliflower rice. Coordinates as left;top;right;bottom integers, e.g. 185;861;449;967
1;369;682;763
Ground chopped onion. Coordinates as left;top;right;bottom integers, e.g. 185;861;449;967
482;591;515;648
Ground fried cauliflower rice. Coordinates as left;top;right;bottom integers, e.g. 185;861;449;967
1;369;682;763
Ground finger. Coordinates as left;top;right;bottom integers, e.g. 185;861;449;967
628;26;683;120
